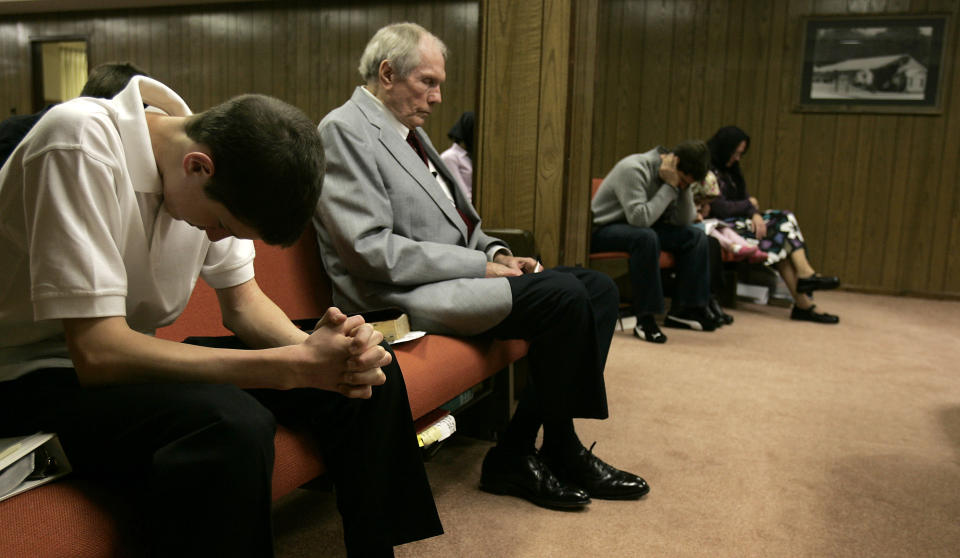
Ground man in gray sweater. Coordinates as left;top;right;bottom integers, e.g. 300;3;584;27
591;141;715;343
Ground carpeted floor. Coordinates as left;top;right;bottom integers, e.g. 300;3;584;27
274;290;960;557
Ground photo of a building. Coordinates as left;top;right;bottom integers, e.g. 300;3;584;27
812;53;927;99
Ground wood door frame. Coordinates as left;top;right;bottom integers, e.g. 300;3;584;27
30;34;89;113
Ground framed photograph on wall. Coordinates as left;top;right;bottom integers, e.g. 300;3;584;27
795;14;950;114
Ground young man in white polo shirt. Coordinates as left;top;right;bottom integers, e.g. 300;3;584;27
0;76;441;557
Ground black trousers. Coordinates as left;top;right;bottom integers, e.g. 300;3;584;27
0;341;441;558
591;222;711;316
486;266;618;423
707;235;725;295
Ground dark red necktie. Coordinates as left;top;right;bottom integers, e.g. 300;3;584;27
406;130;474;238
406;130;429;166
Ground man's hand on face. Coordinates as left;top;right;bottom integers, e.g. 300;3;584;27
659;153;681;188
302;307;390;398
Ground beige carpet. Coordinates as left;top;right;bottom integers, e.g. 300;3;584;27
274;291;960;557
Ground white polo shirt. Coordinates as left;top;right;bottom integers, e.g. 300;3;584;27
0;76;255;382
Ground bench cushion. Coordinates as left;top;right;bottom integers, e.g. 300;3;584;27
0;229;529;558
398;335;527;419
0;425;324;558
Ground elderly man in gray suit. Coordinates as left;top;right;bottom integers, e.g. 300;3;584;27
314;22;649;511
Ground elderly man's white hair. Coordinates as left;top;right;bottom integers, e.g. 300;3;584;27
358;22;448;84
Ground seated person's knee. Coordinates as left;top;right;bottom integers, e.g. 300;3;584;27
628;227;659;252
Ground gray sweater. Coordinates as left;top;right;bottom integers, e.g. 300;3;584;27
591;147;697;228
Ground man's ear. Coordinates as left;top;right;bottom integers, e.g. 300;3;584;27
183;152;214;179
378;60;395;89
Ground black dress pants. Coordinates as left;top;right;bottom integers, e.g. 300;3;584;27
707;235;725;295
486;266;618;423
0;341;441;558
591;222;711;316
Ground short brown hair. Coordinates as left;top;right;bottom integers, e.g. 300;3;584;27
185;95;325;246
672;140;710;182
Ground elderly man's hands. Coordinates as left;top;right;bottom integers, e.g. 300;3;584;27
487;253;541;277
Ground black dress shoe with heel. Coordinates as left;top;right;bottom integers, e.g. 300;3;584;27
480;446;590;510
790;304;839;324
796;274;840;294
541;442;649;500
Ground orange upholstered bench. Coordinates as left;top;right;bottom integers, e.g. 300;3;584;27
588;177;678;271
587;177;741;312
0;228;528;558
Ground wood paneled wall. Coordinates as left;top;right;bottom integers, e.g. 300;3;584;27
476;0;599;268
477;0;570;266
0;0;479;149
3;0;958;297
591;0;960;297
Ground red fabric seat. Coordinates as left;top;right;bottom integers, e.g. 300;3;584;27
0;228;529;558
590;249;676;269
588;177;677;272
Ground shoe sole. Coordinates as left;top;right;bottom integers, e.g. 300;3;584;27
663;315;715;332
588;485;651;500
479;480;591;510
790;315;839;324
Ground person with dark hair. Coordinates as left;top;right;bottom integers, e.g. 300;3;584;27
707;125;840;324
0;75;440;557
439;110;474;202
0;61;148;166
79;61;149;98
591;141;721;343
183;94;323;245
316;22;648;513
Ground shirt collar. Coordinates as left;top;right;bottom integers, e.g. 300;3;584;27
360;85;411;141
114;76;192;195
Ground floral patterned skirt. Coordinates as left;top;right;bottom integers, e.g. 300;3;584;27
724;209;805;266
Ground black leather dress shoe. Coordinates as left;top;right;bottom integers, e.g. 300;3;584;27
703;305;724;329
541;443;649;500
709;297;734;325
796;274;840;294
480;446;590;510
790;304;839;324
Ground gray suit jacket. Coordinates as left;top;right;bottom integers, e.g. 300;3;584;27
591;147;697;228
313;87;513;335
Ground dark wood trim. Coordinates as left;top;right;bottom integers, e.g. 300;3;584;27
29;34;89;112
561;0;598;267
